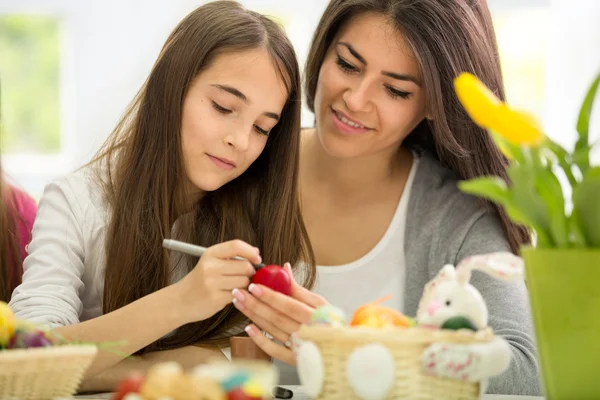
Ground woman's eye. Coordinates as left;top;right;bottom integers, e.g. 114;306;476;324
386;86;412;100
336;55;358;74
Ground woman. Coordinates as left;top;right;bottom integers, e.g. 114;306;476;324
9;0;314;391
233;0;541;395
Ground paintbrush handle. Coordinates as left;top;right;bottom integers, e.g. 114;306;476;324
162;239;265;270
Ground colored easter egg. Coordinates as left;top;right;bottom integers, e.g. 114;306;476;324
226;387;260;400
221;371;250;392
8;330;52;349
441;316;477;331
350;304;411;328
112;373;145;400
0;301;16;346
251;265;292;295
241;379;263;397
309;304;347;326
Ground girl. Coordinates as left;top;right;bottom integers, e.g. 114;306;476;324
233;0;541;395
9;0;314;391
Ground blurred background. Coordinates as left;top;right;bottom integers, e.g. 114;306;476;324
0;0;599;199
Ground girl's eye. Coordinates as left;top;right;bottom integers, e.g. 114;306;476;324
212;101;232;114
254;125;269;136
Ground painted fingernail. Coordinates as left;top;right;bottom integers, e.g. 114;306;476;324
232;297;245;310
248;283;262;297
232;288;245;302
245;325;256;336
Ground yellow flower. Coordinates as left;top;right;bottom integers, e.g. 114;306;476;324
493;105;545;146
454;72;544;146
454;72;502;128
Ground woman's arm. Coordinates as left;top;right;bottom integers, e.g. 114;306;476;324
79;345;226;392
454;211;541;396
232;263;328;365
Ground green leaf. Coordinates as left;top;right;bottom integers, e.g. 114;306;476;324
545;138;578;188
459;175;552;247
572;167;600;247
568;209;588;248
507;164;554;247
575;71;600;174
489;130;525;164
458;177;510;206
535;166;569;247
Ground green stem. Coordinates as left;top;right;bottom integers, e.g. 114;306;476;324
545;139;578;187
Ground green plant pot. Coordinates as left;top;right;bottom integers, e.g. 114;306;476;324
521;247;600;400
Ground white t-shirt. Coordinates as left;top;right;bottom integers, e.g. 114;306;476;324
9;168;189;327
311;155;418;316
275;155;418;384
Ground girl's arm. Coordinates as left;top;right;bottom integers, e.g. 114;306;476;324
79;345;226;392
10;177;260;378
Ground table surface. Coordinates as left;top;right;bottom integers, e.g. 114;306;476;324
74;385;544;400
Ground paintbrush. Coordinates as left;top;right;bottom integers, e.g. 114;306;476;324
162;239;266;270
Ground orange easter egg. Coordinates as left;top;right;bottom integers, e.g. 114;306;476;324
350;304;411;328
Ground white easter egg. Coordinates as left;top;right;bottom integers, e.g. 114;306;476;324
296;340;325;397
346;344;395;400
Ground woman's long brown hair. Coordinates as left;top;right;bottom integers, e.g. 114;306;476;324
89;1;315;352
304;0;530;253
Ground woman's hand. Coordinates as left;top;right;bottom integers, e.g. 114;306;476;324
232;263;328;365
175;239;261;324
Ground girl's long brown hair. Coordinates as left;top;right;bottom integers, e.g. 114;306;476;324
90;1;314;352
304;0;530;253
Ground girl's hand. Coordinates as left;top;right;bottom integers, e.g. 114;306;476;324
175;240;260;323
232;263;328;365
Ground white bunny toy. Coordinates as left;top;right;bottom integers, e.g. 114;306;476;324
417;252;524;384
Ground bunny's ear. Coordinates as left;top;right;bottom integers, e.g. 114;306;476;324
456;252;524;285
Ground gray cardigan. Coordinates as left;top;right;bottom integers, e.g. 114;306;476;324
278;153;542;395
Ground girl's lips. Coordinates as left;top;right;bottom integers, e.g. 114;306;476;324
207;154;235;170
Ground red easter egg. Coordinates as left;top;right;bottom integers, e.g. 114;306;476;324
112;373;145;400
251;265;292;295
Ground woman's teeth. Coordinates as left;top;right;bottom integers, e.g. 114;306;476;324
337;111;366;129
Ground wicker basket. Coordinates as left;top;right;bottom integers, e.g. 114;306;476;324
296;325;494;400
0;345;98;400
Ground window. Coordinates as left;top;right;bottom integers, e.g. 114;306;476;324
493;6;550;120
0;15;61;154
